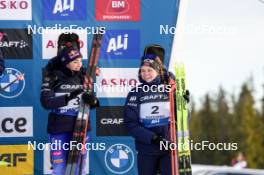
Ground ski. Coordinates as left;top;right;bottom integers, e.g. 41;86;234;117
65;33;103;175
169;78;179;175
175;63;192;175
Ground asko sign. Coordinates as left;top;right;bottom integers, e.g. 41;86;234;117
96;68;139;98
42;29;87;59
0;0;32;20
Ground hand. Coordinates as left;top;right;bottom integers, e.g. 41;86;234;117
183;90;190;103
151;135;176;151
81;92;99;108
65;89;83;103
151;135;170;145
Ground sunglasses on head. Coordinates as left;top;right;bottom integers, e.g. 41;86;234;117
142;54;156;60
68;50;81;59
142;54;157;65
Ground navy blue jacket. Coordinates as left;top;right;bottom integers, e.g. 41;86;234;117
124;76;171;155
40;67;86;134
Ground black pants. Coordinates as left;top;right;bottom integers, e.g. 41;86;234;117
137;152;171;175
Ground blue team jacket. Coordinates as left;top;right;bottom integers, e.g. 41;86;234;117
40;67;86;134
124;76;171;155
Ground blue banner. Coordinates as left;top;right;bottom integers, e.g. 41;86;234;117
0;0;180;174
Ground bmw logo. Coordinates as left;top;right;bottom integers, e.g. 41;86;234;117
104;144;134;174
0;68;25;98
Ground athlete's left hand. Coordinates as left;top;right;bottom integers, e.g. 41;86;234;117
82;92;99;108
183;90;190;103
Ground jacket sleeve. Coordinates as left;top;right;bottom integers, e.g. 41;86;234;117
40;70;68;109
123;91;156;144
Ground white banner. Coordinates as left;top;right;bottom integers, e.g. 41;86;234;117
0;0;32;20
0;106;33;137
42;29;88;59
96;68;139;98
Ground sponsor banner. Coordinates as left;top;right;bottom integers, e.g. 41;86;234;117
43;144;89;174
0;68;26;99
0;29;32;59
104;143;135;174
95;68;139;98
42;29;87;59
96;106;128;136
96;0;140;21
0;145;34;175
43;0;87;20
100;30;140;59
0;107;33;137
0;0;32;20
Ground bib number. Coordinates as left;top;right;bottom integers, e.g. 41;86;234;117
151;106;159;114
140;102;170;127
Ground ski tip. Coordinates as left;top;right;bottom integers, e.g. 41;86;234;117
175;63;186;72
175;62;185;69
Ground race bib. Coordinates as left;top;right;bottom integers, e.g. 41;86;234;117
53;92;81;116
139;101;170;127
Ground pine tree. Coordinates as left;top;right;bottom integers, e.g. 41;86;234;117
189;98;201;164
261;84;264;124
214;87;233;165
235;84;264;168
190;94;217;164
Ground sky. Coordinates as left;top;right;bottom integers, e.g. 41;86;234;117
175;0;264;108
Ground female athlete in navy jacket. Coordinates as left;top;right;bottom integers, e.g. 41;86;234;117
40;47;99;175
124;54;173;175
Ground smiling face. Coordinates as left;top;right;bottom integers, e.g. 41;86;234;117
66;57;82;71
140;65;159;83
